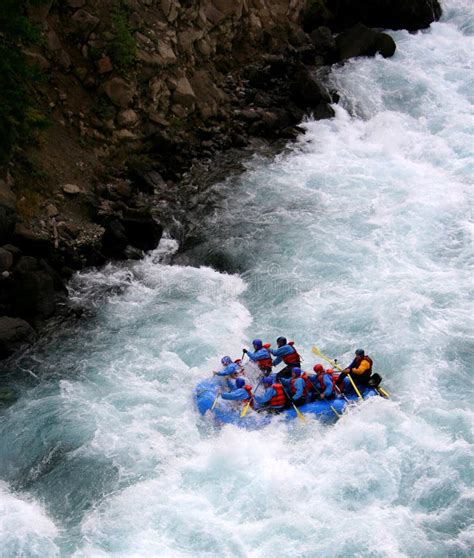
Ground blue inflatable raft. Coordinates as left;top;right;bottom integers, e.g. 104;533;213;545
194;377;380;429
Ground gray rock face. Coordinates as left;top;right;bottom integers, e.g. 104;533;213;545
71;9;100;37
0;317;36;358
103;78;136;108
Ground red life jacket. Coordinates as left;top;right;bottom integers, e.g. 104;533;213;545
301;372;313;392
290;377;308;398
317;371;336;392
256;348;272;371
282;343;301;365
269;383;286;407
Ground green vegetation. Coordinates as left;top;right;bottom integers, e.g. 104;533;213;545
0;0;49;166
109;2;136;74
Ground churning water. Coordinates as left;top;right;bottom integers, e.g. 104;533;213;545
0;1;473;556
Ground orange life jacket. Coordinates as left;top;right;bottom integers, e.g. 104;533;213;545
290;377;308;398
361;355;373;371
269;383;286;407
282;342;301;365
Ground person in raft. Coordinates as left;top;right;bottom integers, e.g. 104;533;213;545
280;367;309;407
254;376;286;412
313;364;336;400
213;356;240;377
336;348;373;391
270;336;301;381
243;339;273;376
221;377;253;404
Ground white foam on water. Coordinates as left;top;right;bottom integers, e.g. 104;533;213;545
0;482;60;558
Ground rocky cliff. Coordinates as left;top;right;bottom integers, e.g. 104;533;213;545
0;0;441;357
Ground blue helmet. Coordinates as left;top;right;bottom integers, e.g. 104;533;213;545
263;376;273;385
293;367;302;376
235;378;245;388
221;356;232;366
252;339;263;350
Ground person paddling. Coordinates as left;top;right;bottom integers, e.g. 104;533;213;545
280;367;308;407
313;364;336;400
254;376;286;412
221;377;253;404
270;336;301;381
336;349;373;392
243;339;273;376
213;356;240;377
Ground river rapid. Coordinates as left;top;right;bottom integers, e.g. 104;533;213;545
0;1;473;556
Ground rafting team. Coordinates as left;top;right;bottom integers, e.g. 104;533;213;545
213;337;379;412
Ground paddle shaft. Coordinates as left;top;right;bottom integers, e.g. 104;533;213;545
279;382;307;424
312;346;363;400
305;375;341;418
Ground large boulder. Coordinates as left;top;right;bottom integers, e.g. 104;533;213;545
103;77;135;108
101;219;129;258
121;211;163;252
0;317;36;358
336;24;396;60
291;65;331;109
101;213;163;257
12;258;56;320
303;0;442;32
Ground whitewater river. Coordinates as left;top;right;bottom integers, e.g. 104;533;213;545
1;1;473;556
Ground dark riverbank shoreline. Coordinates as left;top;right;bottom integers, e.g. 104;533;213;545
0;0;441;359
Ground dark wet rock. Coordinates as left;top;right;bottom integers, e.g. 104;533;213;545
293;65;332;105
303;0;442;33
0;248;13;272
0;317;36;358
310;26;337;62
121;212;163;252
0;180;16;245
336;24;396;60
12;256;56;320
101;213;163;257
11;226;53;259
101;219;128;258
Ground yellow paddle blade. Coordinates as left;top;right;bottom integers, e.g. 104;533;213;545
311;346;343;371
293;404;307;424
240;401;251;417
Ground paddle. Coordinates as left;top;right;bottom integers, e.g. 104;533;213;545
312;345;363;400
279;382;307;424
305;374;341;418
210;390;221;411
241;376;263;418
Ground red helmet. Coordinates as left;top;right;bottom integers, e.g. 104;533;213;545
313;364;324;373
326;369;335;374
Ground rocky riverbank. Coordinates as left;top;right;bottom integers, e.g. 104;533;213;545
0;0;441;358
